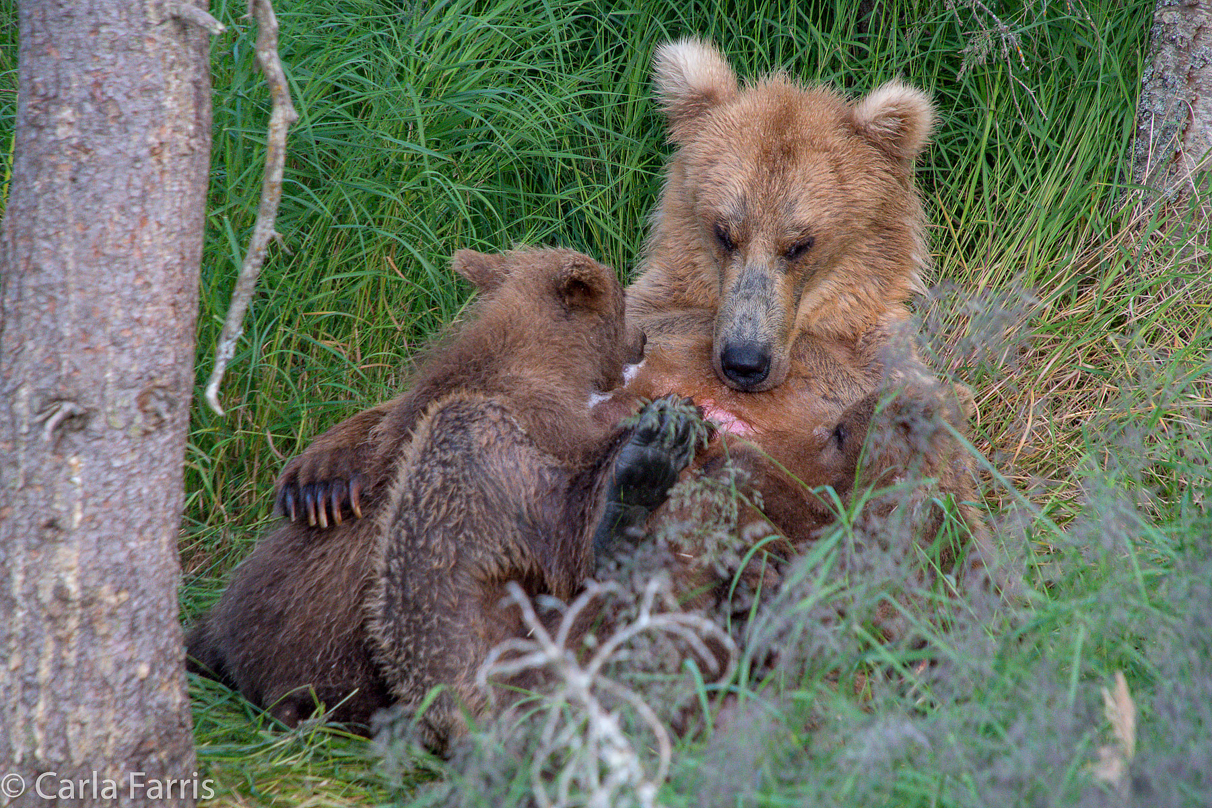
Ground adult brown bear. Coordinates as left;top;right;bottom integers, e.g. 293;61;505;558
621;38;990;567
629;35;934;413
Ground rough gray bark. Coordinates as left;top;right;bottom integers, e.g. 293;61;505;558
1134;0;1212;199
0;1;212;805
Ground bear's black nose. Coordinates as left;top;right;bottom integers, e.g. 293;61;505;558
719;342;771;389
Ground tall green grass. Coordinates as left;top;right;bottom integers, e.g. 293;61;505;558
3;0;1209;804
184;0;1175;548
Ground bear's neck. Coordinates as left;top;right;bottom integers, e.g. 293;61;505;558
406;319;605;462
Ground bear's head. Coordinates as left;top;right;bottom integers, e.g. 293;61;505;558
451;247;646;404
645;38;934;392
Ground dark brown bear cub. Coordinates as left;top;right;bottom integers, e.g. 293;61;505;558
186;248;701;738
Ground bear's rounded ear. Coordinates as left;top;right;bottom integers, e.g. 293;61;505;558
452;249;510;293
840;391;880;438
556;257;611;311
652;37;739;145
851;80;935;164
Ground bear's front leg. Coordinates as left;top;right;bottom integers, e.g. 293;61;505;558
274;400;397;527
590;395;708;553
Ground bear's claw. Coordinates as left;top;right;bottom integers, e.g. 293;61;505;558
275;470;367;528
592;395;708;553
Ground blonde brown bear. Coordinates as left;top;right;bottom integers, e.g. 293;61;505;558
274;41;962;543
630;36;933;393
623;39;989;552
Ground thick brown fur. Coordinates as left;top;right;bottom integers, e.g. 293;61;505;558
592;375;994;704
227;42;992;735
185;516;391;728
369;395;611;749
186;248;701;736
842;373;995;590
273;248;646;528
614;39;994;597
629;38;934;394
634;370;993;619
268;43;967;550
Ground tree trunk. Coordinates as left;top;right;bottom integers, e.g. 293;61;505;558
1134;0;1212;199
0;1;212;805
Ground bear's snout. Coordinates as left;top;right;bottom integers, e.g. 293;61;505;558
718;340;772;390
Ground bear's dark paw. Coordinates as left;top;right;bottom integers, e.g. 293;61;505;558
274;454;371;528
614;394;706;507
592;395;708;552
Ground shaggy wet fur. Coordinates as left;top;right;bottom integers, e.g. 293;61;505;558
186;249;700;738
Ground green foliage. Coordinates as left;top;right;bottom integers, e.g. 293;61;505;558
5;0;1209;804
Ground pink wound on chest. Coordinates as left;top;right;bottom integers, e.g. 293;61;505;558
699;400;756;436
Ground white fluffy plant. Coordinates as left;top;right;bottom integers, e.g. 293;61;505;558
476;579;737;808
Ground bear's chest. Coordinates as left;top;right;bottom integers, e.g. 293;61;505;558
628;331;878;439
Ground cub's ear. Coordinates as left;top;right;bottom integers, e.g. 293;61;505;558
652;37;739;145
839;391;879;442
556;257;613;311
451;249;510;293
851;80;935;164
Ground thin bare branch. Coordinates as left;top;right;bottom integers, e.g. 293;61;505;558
477;580;737;808
168;1;226;36
204;0;298;415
